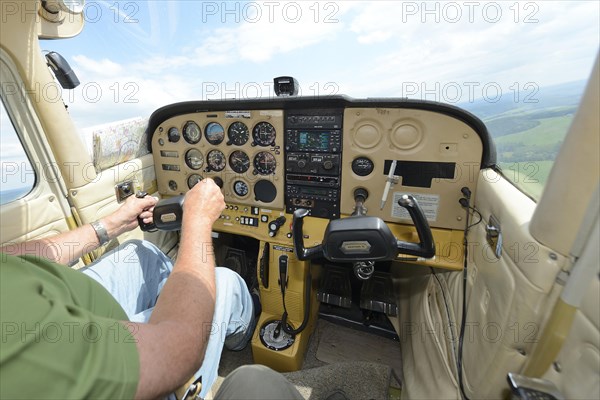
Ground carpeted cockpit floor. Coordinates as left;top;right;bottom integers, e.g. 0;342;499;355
210;319;402;399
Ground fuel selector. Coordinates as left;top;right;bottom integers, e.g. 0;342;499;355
268;216;287;237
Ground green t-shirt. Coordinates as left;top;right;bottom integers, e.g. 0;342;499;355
0;254;140;399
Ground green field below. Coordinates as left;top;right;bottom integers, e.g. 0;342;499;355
497;161;555;200
486;111;574;200
494;116;573;147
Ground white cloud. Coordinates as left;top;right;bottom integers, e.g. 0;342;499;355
72;55;123;77
339;1;599;100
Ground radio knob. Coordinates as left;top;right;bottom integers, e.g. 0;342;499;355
323;161;334;170
297;160;307;169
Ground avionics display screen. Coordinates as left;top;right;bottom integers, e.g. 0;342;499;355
297;131;331;150
301;187;330;196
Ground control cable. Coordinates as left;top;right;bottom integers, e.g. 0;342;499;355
457;187;482;400
281;271;312;335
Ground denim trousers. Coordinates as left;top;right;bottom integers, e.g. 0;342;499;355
80;239;253;398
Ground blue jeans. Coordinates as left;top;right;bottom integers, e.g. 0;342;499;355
80;240;253;398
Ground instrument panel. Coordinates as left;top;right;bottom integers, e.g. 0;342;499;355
148;96;494;270
153;111;286;209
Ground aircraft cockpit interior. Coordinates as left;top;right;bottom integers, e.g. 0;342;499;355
144;89;493;372
1;2;598;399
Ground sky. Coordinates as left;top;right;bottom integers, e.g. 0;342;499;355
1;0;599;191
40;0;600;129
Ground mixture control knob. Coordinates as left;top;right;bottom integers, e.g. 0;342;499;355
268;216;287;237
323;160;334;170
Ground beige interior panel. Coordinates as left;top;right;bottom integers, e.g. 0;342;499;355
341;108;483;231
152;111;285;211
67;154;176;258
456;171;566;399
473;170;564;291
392;265;461;400
0;190;69;246
69;154;156;217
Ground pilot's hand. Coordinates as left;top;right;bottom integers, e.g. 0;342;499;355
183;178;225;227
105;193;158;235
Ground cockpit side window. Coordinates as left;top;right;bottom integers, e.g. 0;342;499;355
491;81;587;201
0;97;36;205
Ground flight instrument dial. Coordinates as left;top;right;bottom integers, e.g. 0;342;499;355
233;180;249;197
205;122;224;145
185;149;204;170
253;152;276;175
229;150;250;174
227;122;250;146
207;150;226;172
252;122;276;147
183;121;201;144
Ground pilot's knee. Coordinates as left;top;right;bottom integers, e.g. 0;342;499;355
215;267;248;298
215;267;244;287
215;365;303;399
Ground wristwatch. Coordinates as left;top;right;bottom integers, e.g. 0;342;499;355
91;220;110;245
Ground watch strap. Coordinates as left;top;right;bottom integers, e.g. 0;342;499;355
91;220;110;245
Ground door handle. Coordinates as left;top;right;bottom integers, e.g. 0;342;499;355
486;215;502;258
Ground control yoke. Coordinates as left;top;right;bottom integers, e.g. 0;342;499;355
293;194;435;262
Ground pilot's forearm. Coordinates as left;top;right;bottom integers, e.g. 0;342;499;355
131;218;217;398
0;195;156;265
129;179;223;399
0;216;122;265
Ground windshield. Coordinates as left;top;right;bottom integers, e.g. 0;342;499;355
39;1;600;199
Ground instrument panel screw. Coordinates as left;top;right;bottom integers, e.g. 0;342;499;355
549;253;558;260
463;134;469;139
71;190;77;196
49;196;55;202
517;348;526;356
457;216;463;221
